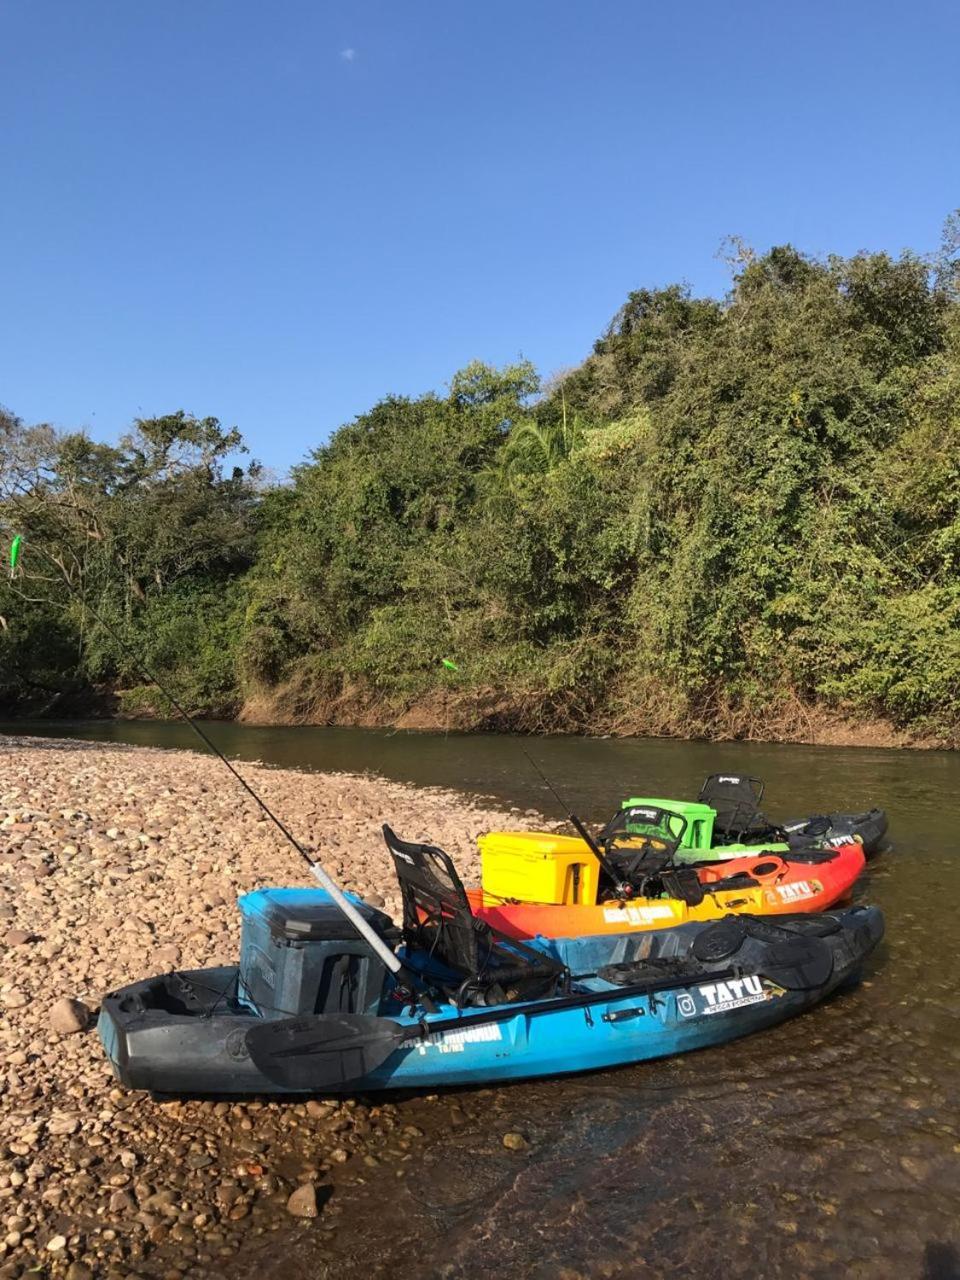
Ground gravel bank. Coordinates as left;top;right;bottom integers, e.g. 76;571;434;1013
0;734;542;1279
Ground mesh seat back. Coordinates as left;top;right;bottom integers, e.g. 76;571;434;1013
598;805;688;890
382;825;479;976
698;774;769;840
382;825;564;1002
600;804;687;852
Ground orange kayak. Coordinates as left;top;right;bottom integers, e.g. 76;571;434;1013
468;835;866;939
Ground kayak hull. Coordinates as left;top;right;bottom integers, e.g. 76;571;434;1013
98;905;883;1095
471;841;866;939
780;808;889;858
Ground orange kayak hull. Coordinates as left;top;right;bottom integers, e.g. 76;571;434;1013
469;843;866;940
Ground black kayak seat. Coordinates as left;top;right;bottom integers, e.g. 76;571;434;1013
599;804;688;851
698;773;778;843
598;805;689;890
382;824;565;1006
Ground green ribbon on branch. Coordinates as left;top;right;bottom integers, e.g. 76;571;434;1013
9;536;22;571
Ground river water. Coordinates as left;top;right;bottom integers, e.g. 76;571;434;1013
8;721;960;1279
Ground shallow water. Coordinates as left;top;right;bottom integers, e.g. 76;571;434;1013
7;721;960;1278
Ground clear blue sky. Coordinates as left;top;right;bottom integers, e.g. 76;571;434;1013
1;1;958;471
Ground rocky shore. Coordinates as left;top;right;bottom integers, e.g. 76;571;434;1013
0;734;542;1279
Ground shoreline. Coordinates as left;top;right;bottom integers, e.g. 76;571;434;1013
0;734;544;1279
1;702;949;752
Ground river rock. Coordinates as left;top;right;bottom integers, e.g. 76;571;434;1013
49;997;90;1034
502;1131;529;1151
286;1183;319;1218
305;1101;336;1120
46;1112;80;1135
109;1189;136;1214
141;1188;178;1215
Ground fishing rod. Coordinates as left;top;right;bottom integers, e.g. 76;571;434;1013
518;746;634;895
2;530;407;983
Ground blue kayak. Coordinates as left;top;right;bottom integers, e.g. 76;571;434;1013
98;893;883;1095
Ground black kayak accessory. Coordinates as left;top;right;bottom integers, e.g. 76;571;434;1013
782;808;890;857
692;918;746;961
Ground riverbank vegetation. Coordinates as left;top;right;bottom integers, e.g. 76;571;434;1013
3;221;960;744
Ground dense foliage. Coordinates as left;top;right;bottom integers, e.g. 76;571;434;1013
0;411;258;715
3;223;960;741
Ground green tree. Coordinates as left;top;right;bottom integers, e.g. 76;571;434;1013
1;410;259;713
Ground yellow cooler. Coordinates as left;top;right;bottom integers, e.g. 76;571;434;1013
478;831;600;906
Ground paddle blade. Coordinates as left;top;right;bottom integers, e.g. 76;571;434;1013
763;935;835;991
244;1013;409;1091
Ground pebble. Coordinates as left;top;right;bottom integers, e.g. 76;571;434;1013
48;998;90;1035
286;1183;319;1218
305;1101;336;1120
45;1112;80;1136
502;1132;529;1151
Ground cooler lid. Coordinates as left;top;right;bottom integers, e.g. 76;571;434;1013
238;887;397;942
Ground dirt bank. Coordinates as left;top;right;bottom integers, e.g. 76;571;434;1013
238;683;945;750
0;735;543;1279
5;673;948;750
